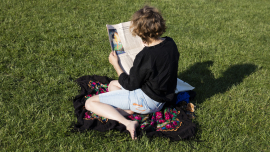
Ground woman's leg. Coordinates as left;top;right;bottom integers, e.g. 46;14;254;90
108;80;122;92
116;108;134;116
85;95;138;140
108;80;135;115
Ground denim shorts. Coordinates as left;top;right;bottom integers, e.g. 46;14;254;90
99;88;165;114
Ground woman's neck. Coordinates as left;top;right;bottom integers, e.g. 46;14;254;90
144;37;165;47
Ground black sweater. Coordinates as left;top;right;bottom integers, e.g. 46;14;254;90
119;37;179;103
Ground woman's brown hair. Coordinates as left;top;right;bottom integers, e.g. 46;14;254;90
130;6;166;44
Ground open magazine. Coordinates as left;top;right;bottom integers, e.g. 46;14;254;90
106;21;144;74
106;21;195;93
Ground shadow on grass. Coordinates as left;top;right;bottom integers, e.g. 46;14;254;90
178;61;258;104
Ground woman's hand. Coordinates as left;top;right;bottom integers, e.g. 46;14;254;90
109;51;124;77
109;51;119;67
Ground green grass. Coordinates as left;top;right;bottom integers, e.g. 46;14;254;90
1;0;269;151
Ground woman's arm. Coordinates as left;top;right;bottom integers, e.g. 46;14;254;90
118;52;148;91
109;50;148;91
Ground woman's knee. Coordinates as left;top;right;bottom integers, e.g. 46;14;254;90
108;80;121;92
85;95;99;110
108;82;113;92
85;98;92;111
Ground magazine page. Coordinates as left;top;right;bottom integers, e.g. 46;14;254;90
107;23;130;73
106;21;144;54
106;24;126;55
118;54;133;74
120;21;144;54
106;21;144;74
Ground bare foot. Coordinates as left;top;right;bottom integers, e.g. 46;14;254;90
125;120;139;140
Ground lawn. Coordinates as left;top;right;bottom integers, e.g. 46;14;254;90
0;0;269;151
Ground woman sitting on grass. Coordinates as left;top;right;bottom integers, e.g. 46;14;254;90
85;6;179;140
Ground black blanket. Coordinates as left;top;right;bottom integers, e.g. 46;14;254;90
72;75;196;141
